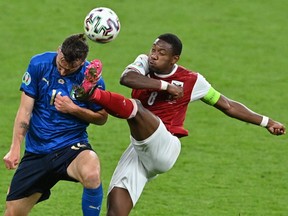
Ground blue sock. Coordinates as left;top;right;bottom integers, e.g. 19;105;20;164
82;184;103;216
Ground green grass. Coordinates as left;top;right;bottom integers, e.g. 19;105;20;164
0;0;287;215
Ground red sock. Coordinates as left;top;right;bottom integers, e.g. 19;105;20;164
90;88;138;119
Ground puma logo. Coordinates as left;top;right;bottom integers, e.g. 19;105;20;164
89;205;101;210
42;77;49;85
71;143;87;150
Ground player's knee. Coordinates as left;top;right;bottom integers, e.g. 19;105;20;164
81;168;101;188
4;209;19;216
134;99;143;112
133;100;152;119
4;208;14;216
5;202;29;216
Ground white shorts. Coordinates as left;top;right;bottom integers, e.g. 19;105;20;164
108;120;181;206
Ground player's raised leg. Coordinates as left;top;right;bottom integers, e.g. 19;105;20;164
74;60;160;140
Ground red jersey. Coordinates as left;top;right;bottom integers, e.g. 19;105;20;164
131;66;199;137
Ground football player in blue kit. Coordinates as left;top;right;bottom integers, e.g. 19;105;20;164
3;33;108;216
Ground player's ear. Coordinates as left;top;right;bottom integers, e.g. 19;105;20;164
57;46;62;54
172;55;180;64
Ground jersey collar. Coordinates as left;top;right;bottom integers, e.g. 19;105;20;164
153;64;178;78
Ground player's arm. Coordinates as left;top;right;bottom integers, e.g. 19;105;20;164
120;54;169;89
3;92;34;169
201;87;286;135
121;71;183;99
69;106;108;125
120;54;160;89
121;71;161;89
54;94;108;125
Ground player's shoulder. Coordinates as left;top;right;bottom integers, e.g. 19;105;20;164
177;65;197;73
176;65;199;79
132;54;148;65
30;51;57;65
136;53;148;59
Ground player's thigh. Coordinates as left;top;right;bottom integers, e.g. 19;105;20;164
5;193;42;216
67;150;101;187
133;121;181;174
128;101;160;140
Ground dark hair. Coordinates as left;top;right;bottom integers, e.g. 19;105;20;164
61;33;89;63
158;33;182;56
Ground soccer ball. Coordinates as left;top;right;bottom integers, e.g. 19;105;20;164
84;7;121;43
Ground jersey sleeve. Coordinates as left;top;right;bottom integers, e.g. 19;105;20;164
20;57;42;99
121;54;149;77
191;73;221;105
190;73;211;101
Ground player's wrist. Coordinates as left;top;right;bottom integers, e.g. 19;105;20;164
260;116;269;127
160;80;169;90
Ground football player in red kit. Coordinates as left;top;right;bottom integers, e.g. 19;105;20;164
75;33;285;216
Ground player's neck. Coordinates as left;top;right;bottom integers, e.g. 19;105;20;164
154;64;177;78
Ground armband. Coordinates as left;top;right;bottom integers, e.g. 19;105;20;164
260;116;269;127
160;80;169;90
202;87;221;105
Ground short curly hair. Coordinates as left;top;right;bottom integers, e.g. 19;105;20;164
61;33;89;63
157;33;182;56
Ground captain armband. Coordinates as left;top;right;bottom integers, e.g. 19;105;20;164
201;87;221;105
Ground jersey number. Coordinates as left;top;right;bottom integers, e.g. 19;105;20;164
50;89;62;105
147;92;158;105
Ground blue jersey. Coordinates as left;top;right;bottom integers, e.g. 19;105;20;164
20;52;105;154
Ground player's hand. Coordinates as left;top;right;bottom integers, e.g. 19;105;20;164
74;59;103;101
266;120;286;136
54;94;77;113
167;84;183;99
3;149;21;170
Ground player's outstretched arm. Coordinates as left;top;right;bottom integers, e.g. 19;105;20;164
213;95;286;136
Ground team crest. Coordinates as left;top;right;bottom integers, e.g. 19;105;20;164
70;88;76;100
58;79;65;84
171;80;184;87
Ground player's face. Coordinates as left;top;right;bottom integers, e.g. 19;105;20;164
148;39;179;74
56;49;84;76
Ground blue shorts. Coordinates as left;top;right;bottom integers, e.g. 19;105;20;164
6;143;94;202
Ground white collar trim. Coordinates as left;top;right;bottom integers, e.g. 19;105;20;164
154;64;178;78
